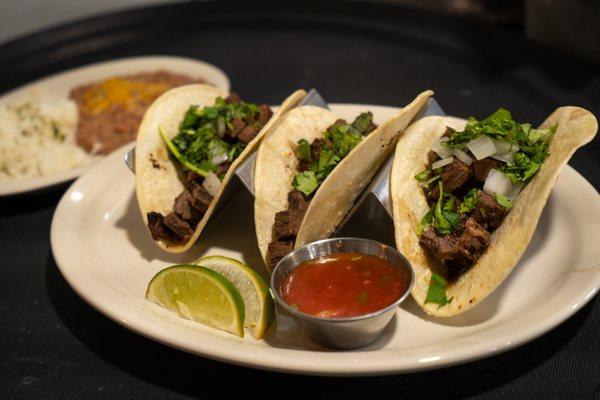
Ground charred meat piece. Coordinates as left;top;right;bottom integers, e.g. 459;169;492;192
225;92;241;104
442;127;453;138
258;104;273;125
174;190;202;226
428;150;440;165
147;212;177;242
309;138;332;161
189;182;213;213
237;125;259;144
163;212;194;241
473;191;506;229
216;161;232;178
473;158;504;182
268;240;295;269
273;190;310;240
185;170;201;186
455;217;490;265
229;118;246;138
420;229;458;261
441;158;472;193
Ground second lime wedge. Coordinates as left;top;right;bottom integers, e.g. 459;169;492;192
196;255;275;339
146;264;245;337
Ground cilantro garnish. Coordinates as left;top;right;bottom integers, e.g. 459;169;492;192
495;193;513;209
425;273;453;308
433;182;459;235
458;188;480;214
291;112;375;196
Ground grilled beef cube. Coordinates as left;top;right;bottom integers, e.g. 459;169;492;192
473;191;506;229
189;182;213;213
147;212;176;242
273;211;299;240
268;240;295;269
258;104;273;126
288;189;309;212
229;118;246;138
237;125;259;144
473;158;504;182
441;158;472;193
174;190;201;226
420;229;458;261
428;150;440;165
225;92;241;104
309;138;332;161
455;217;490;265
163;212;194;241
443;127;453;138
185;170;201;186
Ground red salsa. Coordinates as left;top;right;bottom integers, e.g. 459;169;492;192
281;252;407;318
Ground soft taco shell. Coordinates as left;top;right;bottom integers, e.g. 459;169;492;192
391;108;597;317
254;90;433;269
136;84;307;253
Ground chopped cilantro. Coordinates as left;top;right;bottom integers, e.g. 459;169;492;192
433;182;458;235
495;193;513;209
291;113;375;197
164;96;268;177
458;188;480;214
425;273;453;308
417;209;434;236
297;139;311;162
415;168;431;181
293;171;319;196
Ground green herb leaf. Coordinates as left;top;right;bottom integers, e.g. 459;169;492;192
495;193;513;209
458;188;480;214
351;112;374;135
292;171;319;196
434;182;454;235
297;139;311;162
425;273;453;308
415;168;431;181
417;208;434;236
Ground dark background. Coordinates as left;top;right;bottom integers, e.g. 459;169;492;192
0;1;599;399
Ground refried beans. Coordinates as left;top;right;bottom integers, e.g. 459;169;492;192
70;70;203;154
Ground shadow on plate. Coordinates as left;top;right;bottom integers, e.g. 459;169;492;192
114;188;267;275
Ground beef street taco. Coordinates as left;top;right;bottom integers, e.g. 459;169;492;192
136;84;306;252
391;107;597;317
254;91;433;270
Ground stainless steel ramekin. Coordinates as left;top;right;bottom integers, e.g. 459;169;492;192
270;237;414;349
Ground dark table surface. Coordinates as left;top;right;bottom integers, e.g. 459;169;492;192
1;1;599;399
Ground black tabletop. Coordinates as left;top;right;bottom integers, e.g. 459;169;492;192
1;1;599;399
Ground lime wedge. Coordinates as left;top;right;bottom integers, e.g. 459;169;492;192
146;264;245;337
196;255;275;339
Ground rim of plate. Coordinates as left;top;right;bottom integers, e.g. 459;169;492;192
0;55;230;197
50;105;600;376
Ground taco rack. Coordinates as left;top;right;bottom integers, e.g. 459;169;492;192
124;89;445;245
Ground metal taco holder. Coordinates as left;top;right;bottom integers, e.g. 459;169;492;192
124;89;445;243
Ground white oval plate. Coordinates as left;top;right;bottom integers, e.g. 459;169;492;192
0;55;230;197
51;104;600;376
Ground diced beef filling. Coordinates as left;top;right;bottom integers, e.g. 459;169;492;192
473;158;504;182
268;190;310;269
147;175;214;243
473;191;505;228
418;126;510;277
147;93;272;246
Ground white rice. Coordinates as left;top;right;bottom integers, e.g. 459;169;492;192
0;90;92;181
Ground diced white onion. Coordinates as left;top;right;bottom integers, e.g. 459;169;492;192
492;140;519;155
432;156;454;170
507;182;524;200
211;152;228;165
202;172;221;197
483;169;512;196
491;152;514;162
467;136;497;160
453;149;473;165
431;137;453;159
